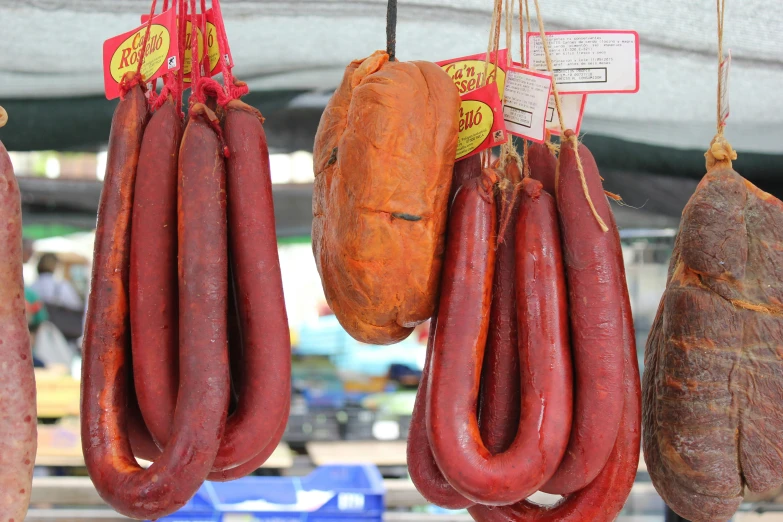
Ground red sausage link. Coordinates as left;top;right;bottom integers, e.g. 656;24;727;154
407;313;474;510
541;131;626;495
0;129;37;522
429;172;573;505
205;99;291;472
468;265;641;521
80;92;230;519
406;160;483;510
478;180;520;454
129;97;182;447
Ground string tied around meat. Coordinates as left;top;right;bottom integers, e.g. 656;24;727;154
532;0;608;232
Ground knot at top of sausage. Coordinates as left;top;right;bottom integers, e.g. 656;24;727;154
312;51;460;345
705;135;738;172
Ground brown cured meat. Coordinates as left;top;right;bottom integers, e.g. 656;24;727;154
643;167;783;522
312;50;460;345
0;127;37;522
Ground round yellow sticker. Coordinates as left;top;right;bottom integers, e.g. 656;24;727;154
109;24;171;83
456;100;494;160
441;60;507;99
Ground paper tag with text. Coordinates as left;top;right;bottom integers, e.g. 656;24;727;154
437;50;510;100
526;31;639;94
103;8;179;100
502;68;552;143
205;9;234;77
546;94;587;136
719;51;731;125
456;84;508;160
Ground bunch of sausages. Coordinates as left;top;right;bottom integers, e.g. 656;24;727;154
0;106;38;522
79;73;290;520
407;132;642;521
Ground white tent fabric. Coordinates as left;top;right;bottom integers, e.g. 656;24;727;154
1;0;782;153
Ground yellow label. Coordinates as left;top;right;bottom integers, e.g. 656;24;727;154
206;22;220;73
109;24;171;83
183;21;205;80
441;60;506;99
456;100;494;159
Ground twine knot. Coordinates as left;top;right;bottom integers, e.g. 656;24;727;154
705;135;737;171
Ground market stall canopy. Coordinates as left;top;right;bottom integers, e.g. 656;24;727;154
1;0;782;155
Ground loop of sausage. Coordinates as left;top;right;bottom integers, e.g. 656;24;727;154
0;136;37;522
428;171;573;506
407;156;482;510
129;97;182;447
468;260;641;521
203;99;291;472
407;313;474;510
541;133;626;495
80;91;230;519
478;180;521;455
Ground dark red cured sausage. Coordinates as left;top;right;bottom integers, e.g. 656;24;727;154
478;179;520;454
468;263;641;521
205;99;291;473
129;96;182;447
428;171;573;505
406;160;483;510
541;131;626;495
0;115;37;522
407;312;473;510
127;100;289;475
80;90;230;519
526;142;557;195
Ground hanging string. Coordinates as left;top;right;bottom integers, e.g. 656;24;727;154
482;0;503;88
189;0;203;104
149;0;177;110
716;0;725;138
387;0;397;61
120;0;158;97
210;0;249;101
532;0;607;232
705;0;736;170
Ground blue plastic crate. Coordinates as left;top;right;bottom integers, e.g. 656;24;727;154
156;464;385;522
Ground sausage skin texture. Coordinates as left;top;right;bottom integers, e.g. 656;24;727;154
0;135;37;522
541;131;626;495
129;97;182;447
428;171;573;505
478;179;520;454
80;93;230;519
468;258;641;521
407;313;474;510
526;142;557;195
449;154;483;206
212;99;291;472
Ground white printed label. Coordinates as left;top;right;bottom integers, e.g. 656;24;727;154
546;94;587;135
502;68;553;143
719;51;731;125
526;31;639;94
